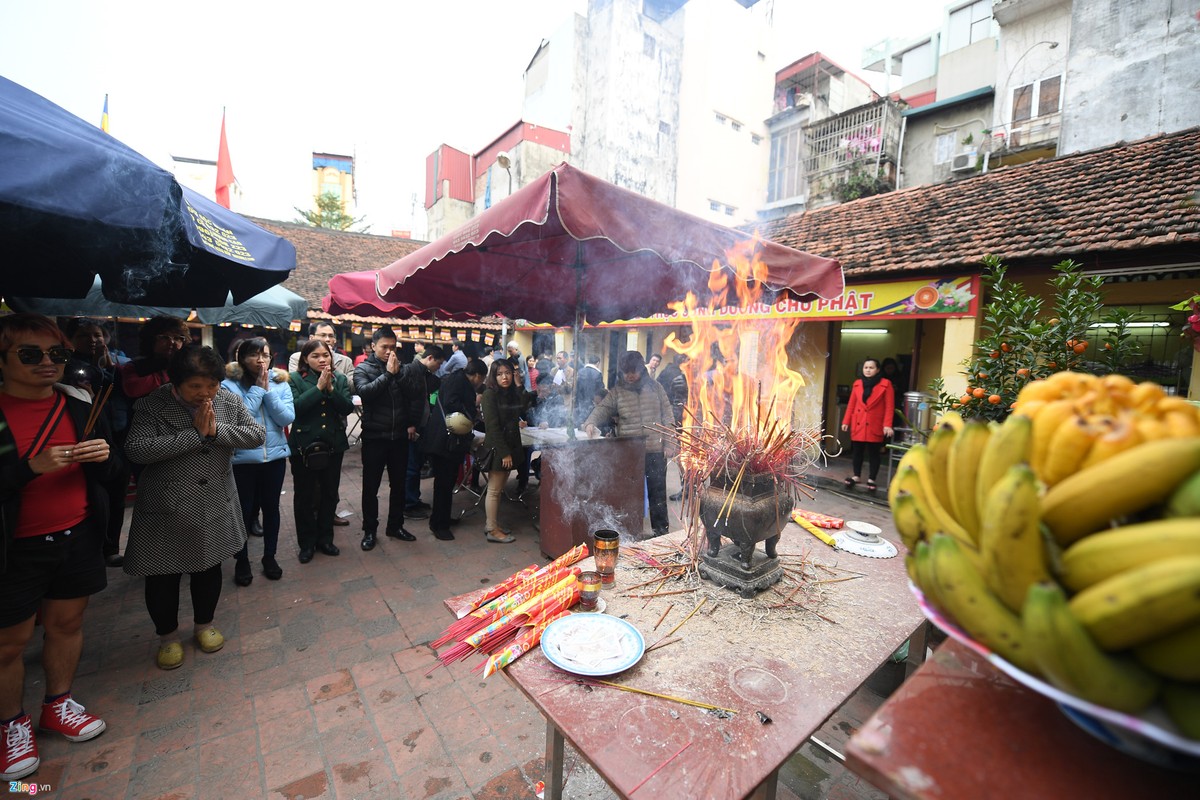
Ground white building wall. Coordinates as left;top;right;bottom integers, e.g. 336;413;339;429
574;0;682;203
992;2;1071;142
674;0;774;226
1059;0;1200;154
522;14;587;136
936;36;998;99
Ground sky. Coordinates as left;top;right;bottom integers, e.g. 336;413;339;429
0;0;948;238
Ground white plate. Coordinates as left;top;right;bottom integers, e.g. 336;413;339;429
541;614;645;676
845;520;883;536
910;582;1200;762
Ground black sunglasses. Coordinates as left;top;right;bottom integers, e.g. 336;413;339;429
7;346;74;365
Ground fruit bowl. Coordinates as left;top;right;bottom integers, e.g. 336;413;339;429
910;581;1200;768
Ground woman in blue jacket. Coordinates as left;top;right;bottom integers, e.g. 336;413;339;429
222;337;294;586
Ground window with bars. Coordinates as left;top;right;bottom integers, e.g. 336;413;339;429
767;123;805;203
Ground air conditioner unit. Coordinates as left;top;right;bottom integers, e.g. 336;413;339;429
950;152;976;173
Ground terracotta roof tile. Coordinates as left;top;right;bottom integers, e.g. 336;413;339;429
760;127;1200;278
248;219;424;311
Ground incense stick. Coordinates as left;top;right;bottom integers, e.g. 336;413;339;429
629;740;693;794
588;678;738;714
664;597;706;638
652;603;674;631
82;383;113;438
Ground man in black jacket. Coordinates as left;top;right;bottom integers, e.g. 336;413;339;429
353;328;423;551
426;358;486;540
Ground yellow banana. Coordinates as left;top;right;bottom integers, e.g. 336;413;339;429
1030;398;1077;476
979;465;1049;614
1057;519;1200;592
1023;582;1159;713
928;534;1038;673
1134;623;1200;682
1161;682;1200;740
935;410;964;432
1068;554;1200;651
905;553;919;585
1039;413;1097;487
1042;437;1200;545
947;421;991;537
896;446;974;547
925;424;957;516
975;413;1033;515
890;490;929;551
913;540;943;612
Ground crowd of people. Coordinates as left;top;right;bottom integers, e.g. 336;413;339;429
0;311;697;783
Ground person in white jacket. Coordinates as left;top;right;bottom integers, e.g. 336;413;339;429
222;338;295;586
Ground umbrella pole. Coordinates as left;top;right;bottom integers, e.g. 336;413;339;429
568;244;585;441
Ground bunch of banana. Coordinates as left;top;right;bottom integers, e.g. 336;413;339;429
890;372;1200;738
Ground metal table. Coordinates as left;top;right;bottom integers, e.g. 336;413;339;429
446;513;924;799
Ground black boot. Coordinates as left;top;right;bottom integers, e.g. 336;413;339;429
234;557;253;586
361;532;377;551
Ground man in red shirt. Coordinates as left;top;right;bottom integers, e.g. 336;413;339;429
0;314;117;781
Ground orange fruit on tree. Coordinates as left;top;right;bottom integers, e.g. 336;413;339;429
1073;341;1088;353
988;394;1002;404
972;387;987;399
1016;368;1031;378
1000;343;1012;352
959;394;972;405
990;350;1001;358
977;371;989;379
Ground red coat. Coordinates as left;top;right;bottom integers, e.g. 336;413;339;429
842;378;895;443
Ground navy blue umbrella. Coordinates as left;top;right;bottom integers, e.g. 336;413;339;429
0;76;296;306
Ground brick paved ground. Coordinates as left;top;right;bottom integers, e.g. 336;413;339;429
17;446;903;799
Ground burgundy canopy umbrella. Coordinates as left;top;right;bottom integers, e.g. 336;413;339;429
323;270;477;321
374;163;843;328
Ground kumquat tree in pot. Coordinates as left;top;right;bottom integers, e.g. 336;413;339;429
930;256;1142;422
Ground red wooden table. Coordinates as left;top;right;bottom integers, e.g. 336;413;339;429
845;639;1196;798
446;518;923;799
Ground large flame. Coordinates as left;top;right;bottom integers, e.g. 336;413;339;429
663;237;806;458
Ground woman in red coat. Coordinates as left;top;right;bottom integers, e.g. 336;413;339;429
841;358;895;492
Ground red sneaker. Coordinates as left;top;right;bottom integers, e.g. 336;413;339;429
38;695;106;742
1;713;39;781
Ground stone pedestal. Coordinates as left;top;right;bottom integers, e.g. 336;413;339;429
699;543;784;599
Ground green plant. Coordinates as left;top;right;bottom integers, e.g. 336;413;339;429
962;133;975;146
929;256;1141;422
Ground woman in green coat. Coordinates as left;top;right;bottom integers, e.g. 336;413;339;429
287;339;354;563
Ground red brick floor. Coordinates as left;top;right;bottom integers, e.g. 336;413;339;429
16;448;902;799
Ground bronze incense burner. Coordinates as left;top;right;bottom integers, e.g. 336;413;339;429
698;471;792;598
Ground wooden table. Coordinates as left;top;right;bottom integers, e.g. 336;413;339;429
845;639;1196;798
446;515;924;799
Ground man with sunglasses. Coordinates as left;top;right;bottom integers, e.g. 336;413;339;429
0;314;119;781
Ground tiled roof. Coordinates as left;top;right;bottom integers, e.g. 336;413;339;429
249;219;425;310
759;127;1200;279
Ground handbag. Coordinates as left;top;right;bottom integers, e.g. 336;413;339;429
299;440;334;470
422;393;473;456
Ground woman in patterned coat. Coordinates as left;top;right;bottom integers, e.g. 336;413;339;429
123;346;265;670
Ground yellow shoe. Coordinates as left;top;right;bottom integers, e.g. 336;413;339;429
194;628;225;654
157;642;184;670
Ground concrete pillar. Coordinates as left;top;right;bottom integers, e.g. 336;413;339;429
940;317;978;401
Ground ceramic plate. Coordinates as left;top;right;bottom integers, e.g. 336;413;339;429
845;520;883;536
909;582;1200;762
541;614;645;676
